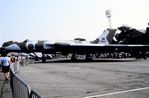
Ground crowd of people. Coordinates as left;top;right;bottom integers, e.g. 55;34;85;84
0;53;28;80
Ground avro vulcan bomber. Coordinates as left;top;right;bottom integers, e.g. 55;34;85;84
1;28;149;62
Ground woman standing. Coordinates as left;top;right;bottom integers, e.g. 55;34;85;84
0;53;10;80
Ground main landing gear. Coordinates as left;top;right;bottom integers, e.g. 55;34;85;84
42;54;46;63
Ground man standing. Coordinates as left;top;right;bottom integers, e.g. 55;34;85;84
0;53;10;80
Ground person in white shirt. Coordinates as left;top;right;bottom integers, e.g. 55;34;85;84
0;53;10;80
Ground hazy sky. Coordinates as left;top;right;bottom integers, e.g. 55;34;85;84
0;0;149;46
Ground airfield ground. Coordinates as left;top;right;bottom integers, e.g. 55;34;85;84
0;69;12;98
17;58;149;98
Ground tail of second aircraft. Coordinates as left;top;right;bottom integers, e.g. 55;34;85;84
91;29;116;44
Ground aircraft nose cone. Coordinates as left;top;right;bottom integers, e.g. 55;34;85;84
28;44;34;50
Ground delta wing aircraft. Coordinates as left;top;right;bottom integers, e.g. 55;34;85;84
1;28;149;62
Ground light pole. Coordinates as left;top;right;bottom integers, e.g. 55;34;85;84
105;10;112;28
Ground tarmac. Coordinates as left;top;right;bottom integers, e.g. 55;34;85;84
17;58;149;98
1;58;149;98
0;67;12;98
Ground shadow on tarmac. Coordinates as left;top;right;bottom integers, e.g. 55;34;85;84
35;58;139;64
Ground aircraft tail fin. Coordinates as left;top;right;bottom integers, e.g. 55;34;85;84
92;29;116;44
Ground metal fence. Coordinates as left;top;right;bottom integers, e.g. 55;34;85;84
10;59;43;98
30;91;43;98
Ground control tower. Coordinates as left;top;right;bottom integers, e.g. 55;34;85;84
105;10;112;28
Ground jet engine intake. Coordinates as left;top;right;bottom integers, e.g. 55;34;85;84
26;41;36;50
27;44;34;50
